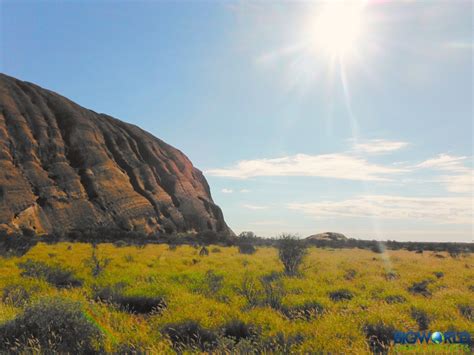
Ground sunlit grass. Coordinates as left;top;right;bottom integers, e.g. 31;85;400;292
0;243;472;352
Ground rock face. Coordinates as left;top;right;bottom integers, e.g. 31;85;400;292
306;232;347;241
0;74;232;235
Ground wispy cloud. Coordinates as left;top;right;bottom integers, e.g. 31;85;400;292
416;154;467;171
243;204;268;210
352;139;409;154
206;153;406;181
288;195;473;224
416;154;473;193
240;189;251;193
221;188;233;193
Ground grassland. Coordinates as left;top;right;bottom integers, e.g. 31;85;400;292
0;242;472;353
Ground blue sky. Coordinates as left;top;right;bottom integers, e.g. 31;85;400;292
1;0;472;241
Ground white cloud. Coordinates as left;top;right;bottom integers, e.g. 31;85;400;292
288;195;473;224
221;188;233;193
416;154;473;193
240;189;251;193
416;154;467;171
243;204;268;210
206;153;406;181
352;139;409;154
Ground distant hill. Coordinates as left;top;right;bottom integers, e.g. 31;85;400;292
0;74;232;236
306;232;348;241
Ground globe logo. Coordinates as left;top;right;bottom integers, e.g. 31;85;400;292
431;332;444;344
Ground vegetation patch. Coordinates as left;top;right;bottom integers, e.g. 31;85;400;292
18;259;83;288
221;319;260;342
384;295;406;304
1;284;32;307
329;289;354;302
281;301;324;320
410;307;431;330
94;284;166;314
277;234;308;276
458;304;473;321
363;322;395;354
0;297;103;353
408;280;432;297
161;320;218;351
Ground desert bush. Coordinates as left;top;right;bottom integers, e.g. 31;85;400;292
238;243;256;254
344;269;357;280
282;301;324;321
94;284;166;314
0;231;38;257
124;254;135;262
161;320;218;351
261;331;305;352
201;270;224;296
85;244;111;277
329;289;354;302
277;234;307;276
211;247;221;253
168;244;177;251
384;295;406;304
385;271;399;280
260;274;285;310
238;275;260;307
221;319;259;342
0;297;103;353
458;304;473;321
469;285;474;292
408;280;432;297
411;307;431;330
199;246;209;256
18;259;82;288
363;322;395;354
433;271;444;279
1;284;31;307
371;242;384;254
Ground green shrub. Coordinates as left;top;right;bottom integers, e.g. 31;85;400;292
411;307;431;330
238;275;260;307
94;284;166;314
261;331;305;352
2;284;31;307
0;297;103;353
221;319;259;342
85;244;111;277
18;259;82;288
277;234;307;276
363;322;395;354
329;289;354;302
161;320;218;351
458;304;473;321
344;269;357;280
238;243;256;255
282;301;324;321
200;270;224;296
384;295;406;304
408;280;432;297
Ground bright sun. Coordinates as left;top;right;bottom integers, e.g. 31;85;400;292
309;1;366;60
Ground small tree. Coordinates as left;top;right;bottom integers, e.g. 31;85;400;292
277;234;307;276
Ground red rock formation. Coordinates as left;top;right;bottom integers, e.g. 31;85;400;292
0;73;232;236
